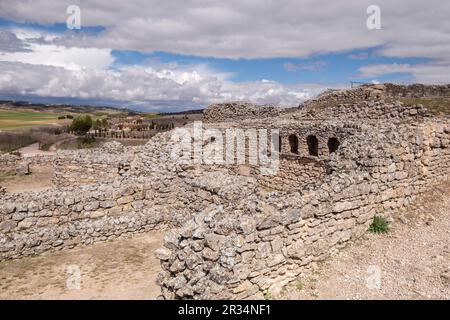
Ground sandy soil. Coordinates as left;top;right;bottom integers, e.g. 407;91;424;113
0;231;164;300
280;181;450;300
1;165;54;193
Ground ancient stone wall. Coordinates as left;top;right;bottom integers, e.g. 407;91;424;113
301;100;427;121
25;155;55;166
204;102;280;123
0;174;191;260
296;83;450;113
257;156;327;191
384;83;450;98
0;153;21;169
0;133;237;260
156;119;450;300
53;142;138;187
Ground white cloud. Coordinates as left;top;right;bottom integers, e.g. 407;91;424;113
359;61;450;84
0;0;448;108
0;43;114;70
0;60;328;109
283;61;328;72
1;0;449;61
0;25;331;109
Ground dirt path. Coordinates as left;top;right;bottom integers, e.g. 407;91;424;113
19;143;55;157
280;182;450;300
0;231;164;300
48;136;77;151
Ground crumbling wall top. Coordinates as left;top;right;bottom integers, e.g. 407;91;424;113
203;101;280;123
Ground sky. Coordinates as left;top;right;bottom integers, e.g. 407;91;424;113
0;0;449;112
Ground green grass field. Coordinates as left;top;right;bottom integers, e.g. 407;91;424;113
398;97;450;116
0;106;116;132
0;109;61;130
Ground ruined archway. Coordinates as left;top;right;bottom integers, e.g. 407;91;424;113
288;134;299;154
328;137;340;154
307;135;319;156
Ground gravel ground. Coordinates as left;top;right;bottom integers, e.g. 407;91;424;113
0;231;164;300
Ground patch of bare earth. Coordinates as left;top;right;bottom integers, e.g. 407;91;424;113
0;231;164;300
280;181;450;300
1;165;54;193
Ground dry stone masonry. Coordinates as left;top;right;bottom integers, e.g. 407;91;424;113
0;83;449;300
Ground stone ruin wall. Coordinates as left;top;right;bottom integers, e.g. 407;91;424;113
0;152;55;168
0;132;254;260
156;119;450;299
203;102;280;123
0;135;195;260
257;156;327;192
0;152;55;178
384;83;450;98
0;178;172;259
300;100;428;121
52;143;139;187
0;153;21;168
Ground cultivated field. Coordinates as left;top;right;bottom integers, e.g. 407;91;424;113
0;109;66;130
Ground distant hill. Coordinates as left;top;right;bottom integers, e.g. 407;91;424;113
0;100;140;116
158;109;204;116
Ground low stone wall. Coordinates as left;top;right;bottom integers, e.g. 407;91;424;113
0;177;189;260
53;142;138;187
0;153;21;169
384;83;450;98
25;155;55;167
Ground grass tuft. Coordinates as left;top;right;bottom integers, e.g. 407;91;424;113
369;216;390;234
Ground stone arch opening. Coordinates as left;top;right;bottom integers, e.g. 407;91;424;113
328;137;340;154
307;135;319;156
288;134;299;154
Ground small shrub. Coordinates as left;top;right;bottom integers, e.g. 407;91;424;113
263;291;273;300
296;281;304;291
77;136;96;149
369;216;390;234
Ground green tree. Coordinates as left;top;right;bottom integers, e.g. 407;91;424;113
93;119;102;132
71;115;93;135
